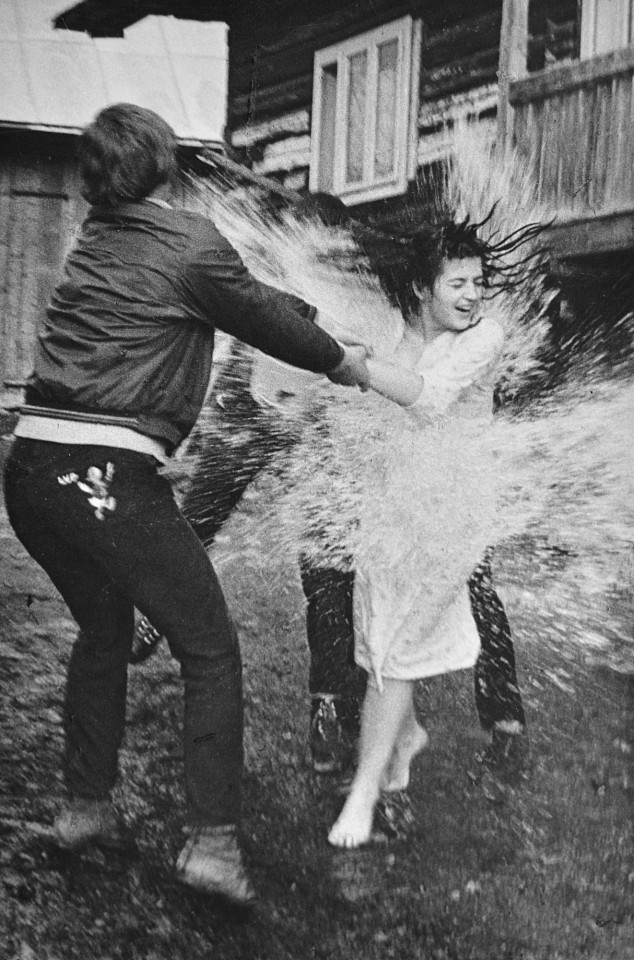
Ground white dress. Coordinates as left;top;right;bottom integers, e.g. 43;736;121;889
353;316;504;688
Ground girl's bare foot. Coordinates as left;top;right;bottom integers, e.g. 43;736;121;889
328;787;377;848
382;723;429;792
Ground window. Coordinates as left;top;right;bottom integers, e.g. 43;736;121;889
310;16;420;205
580;0;634;57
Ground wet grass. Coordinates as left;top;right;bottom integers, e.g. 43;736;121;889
1;503;633;960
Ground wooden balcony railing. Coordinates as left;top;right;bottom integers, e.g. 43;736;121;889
508;46;634;216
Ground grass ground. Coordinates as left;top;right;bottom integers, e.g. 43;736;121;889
1;483;633;960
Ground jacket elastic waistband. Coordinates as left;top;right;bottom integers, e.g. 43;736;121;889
20;404;142;428
14;409;168;464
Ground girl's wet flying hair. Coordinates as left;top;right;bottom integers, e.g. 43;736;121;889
79;103;178;207
362;211;550;321
298;193;550;323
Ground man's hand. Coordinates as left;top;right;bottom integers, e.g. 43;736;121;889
326;343;372;389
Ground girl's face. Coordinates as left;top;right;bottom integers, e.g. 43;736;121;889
427;257;485;334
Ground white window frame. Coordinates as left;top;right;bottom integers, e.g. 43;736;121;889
310;16;420;205
580;0;634;58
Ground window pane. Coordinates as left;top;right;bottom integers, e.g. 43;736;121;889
346;50;367;184
318;63;338;192
374;38;398;178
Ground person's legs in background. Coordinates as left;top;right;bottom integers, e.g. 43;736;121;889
299;561;366;774
304;550;528;842
303;549;527;777
469;549;528;765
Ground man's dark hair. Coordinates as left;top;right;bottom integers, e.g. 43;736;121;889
79;103;178;206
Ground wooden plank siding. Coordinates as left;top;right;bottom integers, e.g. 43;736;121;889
226;0;504;148
224;0;580;161
0;134;85;402
227;0;417;131
0;134;207;405
418;45;501;101
509;47;634;215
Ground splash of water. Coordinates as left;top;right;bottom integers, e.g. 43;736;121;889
181;127;634;673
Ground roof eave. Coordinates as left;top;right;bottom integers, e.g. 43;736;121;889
54;2;236;37
0;121;226;151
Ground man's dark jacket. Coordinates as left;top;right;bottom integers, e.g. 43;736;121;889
27;201;343;450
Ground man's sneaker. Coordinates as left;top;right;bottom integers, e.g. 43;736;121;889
480;722;530;776
53;797;136;852
176;825;257;907
309;696;356;775
129;616;164;665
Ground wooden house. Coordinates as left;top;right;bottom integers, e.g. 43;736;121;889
55;0;516;232
58;0;632;244
0;0;227;408
11;0;632;386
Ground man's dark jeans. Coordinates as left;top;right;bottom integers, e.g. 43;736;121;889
4;438;243;827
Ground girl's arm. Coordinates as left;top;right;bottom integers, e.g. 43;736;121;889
365;357;424;407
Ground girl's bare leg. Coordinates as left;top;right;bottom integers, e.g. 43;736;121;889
381;696;429;792
328;678;415;848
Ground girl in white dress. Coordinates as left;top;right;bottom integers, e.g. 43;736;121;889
329;221;507;848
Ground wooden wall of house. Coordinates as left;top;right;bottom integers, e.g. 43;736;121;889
226;0;504;167
0;132;85;404
225;0;579;132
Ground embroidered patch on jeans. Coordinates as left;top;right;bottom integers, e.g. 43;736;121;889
57;462;117;520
